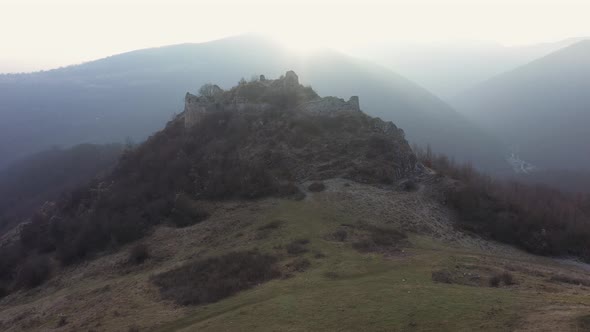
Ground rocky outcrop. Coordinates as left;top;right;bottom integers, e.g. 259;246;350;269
283;70;299;89
179;71;417;182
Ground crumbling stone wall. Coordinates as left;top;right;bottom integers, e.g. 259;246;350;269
298;96;361;115
184;71;360;128
184;93;207;128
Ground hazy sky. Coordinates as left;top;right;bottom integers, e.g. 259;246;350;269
2;0;590;72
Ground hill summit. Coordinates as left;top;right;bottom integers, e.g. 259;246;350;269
8;71;418;270
175;70;417;189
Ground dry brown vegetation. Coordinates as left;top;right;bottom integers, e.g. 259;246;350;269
415;145;590;262
351;223;407;253
152;251;280;306
308;182;326;192
286;238;310;255
127;243;150;265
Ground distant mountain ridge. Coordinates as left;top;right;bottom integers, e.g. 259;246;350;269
0;34;508;172
353;37;586;98
452;39;590;171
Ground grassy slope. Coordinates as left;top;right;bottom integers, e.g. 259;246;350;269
3;183;590;331
152;199;540;332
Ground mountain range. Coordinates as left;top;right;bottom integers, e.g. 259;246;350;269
0;35;507;173
353;37;585;98
452;40;590;172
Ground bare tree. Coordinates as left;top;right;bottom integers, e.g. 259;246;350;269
198;83;223;98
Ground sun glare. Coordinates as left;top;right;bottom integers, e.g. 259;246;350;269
274;32;326;54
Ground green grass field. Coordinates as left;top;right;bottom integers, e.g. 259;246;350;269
152;200;540;332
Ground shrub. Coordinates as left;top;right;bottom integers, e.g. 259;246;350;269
56;315;68;327
489;272;515;287
431;270;454;284
577;314;590;330
277;183;305;200
257;220;282;231
500;272;515;285
313;251;326;259
307;182;326;192
489;275;501;287
323;271;339;279
15;255;51;289
0;244;23;281
169;195;209;228
152;251;280;306
402;180;418;192
352;224;407;253
128;243;150;265
288;258;311;272
256;220;282;240
286;239;310;255
332;229;348;242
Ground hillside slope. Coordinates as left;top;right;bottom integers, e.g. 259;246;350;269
0;35;507;172
452;40;590;171
1;73;590;332
3;180;590;331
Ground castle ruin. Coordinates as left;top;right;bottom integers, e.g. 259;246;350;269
183;71;361;128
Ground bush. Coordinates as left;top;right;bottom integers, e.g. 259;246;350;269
307;182;326;192
288;258;311;272
500;272;515;285
128;243;150;265
169;195;209;228
152;251;280;306
15;255;51;289
401;179;418;192
489;272;515;287
489;275;501;287
56;315;68;327
577;314;590;330
257;220;282;231
286;239;310;255
431;270;454;284
332;230;348;242
352;224;407;253
256;220;283;240
0;244;23;282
